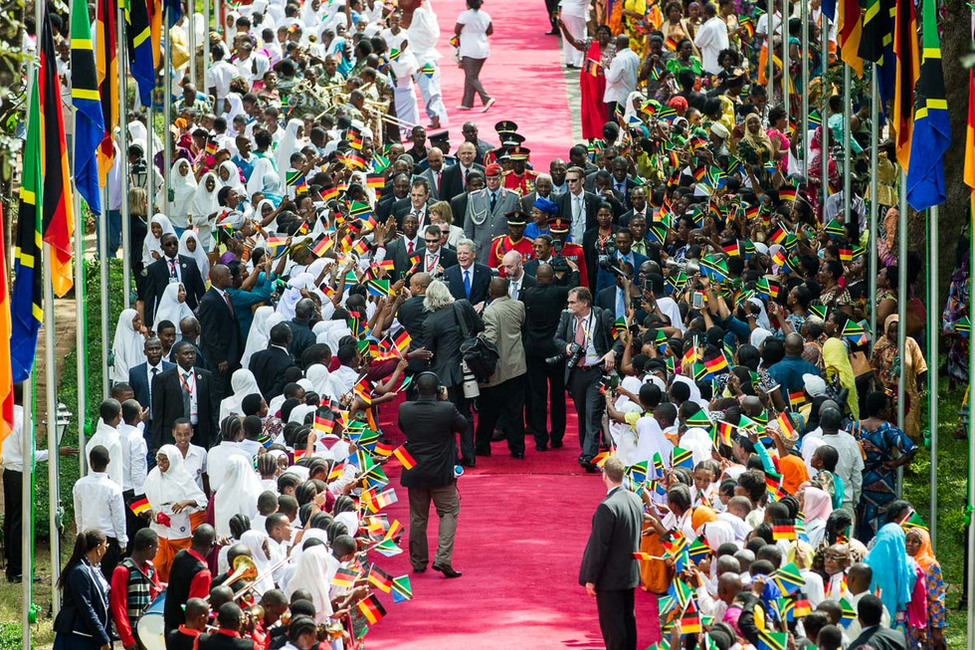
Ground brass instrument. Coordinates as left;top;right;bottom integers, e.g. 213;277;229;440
203;555;258;602
230;552;295;601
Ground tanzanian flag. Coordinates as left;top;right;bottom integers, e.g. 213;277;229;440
905;0;949;210
124;0;155;106
71;0;104;214
391;575;413;602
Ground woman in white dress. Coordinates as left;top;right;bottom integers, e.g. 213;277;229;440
178;229;210;282
142;214;176;267
110;308;148;383
152;283;194;334
213;456;264;537
143;445;207;581
218;369;262;422
169;160;198;231
241;307;284;369
192;172;221;250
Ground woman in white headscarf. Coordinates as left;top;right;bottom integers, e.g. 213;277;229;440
142;214;176;266
239;530;275;595
274;119;306;184
192;172;221;250
111;308;148;383
217;160;246;194
288;404;316;426
152;283;194;333
242;308;283;369
178;229;210;281
276;273;316;320
305;363;339;402
225;93;247;127
801;485;833;548
219;369;262;422
213;456;264;537
144;444;207;581
284;544;338;623
169;160;198;229
246;156;284;203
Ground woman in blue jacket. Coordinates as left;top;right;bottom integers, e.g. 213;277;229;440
53;530;112;650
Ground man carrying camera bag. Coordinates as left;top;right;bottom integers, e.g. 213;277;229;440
553;287;623;472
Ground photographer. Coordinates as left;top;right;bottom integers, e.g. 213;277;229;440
594;229;648;292
553;287;624;472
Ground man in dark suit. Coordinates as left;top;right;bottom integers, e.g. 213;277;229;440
555;166;600;245
384;213;423;279
618;185;650;227
444;239;492;307
500;250;536;300
248;322;296;400
287;298;318;359
439;141;485;202
608;157;640;210
376;172;411;223
578;456;642;650
392;178;435;230
594;230;649;293
128;337;175;424
417;225;457;279
197;265;242;403
143;233;206;328
849;595;907;650
398;372;468;577
553;287;622;469
151;340;219;451
417;147;447;200
449;169;484;225
520;174;554;213
395;273;433;375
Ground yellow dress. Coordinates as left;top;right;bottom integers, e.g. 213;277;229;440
623;0;649;57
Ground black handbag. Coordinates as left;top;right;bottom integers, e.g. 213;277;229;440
453;303;498;382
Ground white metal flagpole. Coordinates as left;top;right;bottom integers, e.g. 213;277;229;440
118;1;131;310
44;244;61;614
20;378;33;649
928;206;938;549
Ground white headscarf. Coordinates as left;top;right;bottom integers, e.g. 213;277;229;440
274;119;305;183
276;273;316;319
153;283;194;333
219;369;262;422
246;157;283;199
225;92;247;124
305;364;339;401
254;198;277;233
142;214;176;265
288;404;316;425
178;229;210;280
242;307;282;369
213;456;264;537
169;160;198;228
192;172;221;221
218;160;246;194
239;530;275;595
144;445;207;507
284;545;338;623
111;308;147;383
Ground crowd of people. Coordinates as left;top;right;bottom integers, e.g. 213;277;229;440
1;0;968;647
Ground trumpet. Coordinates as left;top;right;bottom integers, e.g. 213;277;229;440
231;553;295;602
203;555;258;602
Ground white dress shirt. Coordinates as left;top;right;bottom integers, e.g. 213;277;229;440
0;405;49;473
73;471;128;547
206;441;249;492
695;16;730;75
86;422;125;489
507;273;524;299
118;423;148;495
181;444;208;492
603;47;641;104
424;248;443;274
163;255;182;284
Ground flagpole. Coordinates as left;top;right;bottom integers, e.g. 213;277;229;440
842;64;851;223
967;190;975;646
895;169;907;494
781;2;789;120
203;0;211;83
928;205;938;549
20;377;33;649
70;107;87;477
100;185;110;400
117;4;131;310
146;91;155;223
820;18;829;211
766;0;774;106
44;244;61;615
163;5;172;215
800;0;809;173
188;0;197;87
868;64;878;341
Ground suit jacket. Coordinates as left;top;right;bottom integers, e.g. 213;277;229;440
444;263;492;306
386;235;424;279
552;305;623;382
422;300;482;387
151;366;219;450
144;255;206;328
508;272;537;300
582;225;621;291
52;561;112;645
522;283;571;359
555;190;601;239
396;295;430;373
479;296;526;387
849;626;908;650
618;206;650;227
418;167;445;201
440;162;485;202
578;485;643;591
398;396;468;488
248;346;295;400
128;360;176;413
463;188;520;265
287;319;317;359
595;286;619;313
412;246;458;277
392;198;435;230
609;177;640;209
198;288;243;371
450;192;471;227
376;193;405;223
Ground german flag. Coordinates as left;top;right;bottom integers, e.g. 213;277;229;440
95;0;119;178
584;58;601;77
703;353;728;374
367;564;394;593
332;566;360;588
393;329;411;352
393;445;417;470
321;185;340;202
835;0;863;75
353;378;373;405
374;441;394;457
892;0;919;172
347;126;364;150
365;173;386;189
665;36;679;51
680;599;702;635
311;235;333;257
384;519;402;542
769;225;787;245
314;413;335;434
777;187;798;203
715;421;735;447
71;0;105;215
838;247;853;261
328;463;345;482
129;496;151;516
776;411;797;439
39;8;75;297
772;520;797;540
722;241;740;257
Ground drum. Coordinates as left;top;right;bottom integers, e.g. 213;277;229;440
136;591;167;650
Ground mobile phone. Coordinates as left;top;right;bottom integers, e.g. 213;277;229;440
692;292;705;309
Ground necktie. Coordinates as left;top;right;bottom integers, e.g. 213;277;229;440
149;367;158;406
181;372;192;415
574;317;587;367
463;269;471;299
169;259;177;279
407;240;414;254
462;167;468;185
490;192;497;213
437;172;442;193
223;291;235;317
616;289;625;318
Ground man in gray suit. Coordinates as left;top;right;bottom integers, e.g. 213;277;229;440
463;163;519;265
579;456;642;650
474;278;527;459
417;147;446;201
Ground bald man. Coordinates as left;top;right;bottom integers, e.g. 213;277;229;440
500;251;537;300
440;141;485;202
767;332;821;403
198;264;243;402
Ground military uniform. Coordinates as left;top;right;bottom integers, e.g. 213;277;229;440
489;234;535;270
503;168;539;196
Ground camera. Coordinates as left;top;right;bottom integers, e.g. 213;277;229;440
546;343;584;367
599;256;629;279
461;360;480;399
551;239;569;273
664;258;701;275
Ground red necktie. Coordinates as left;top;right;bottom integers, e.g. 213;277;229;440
224;292;235;317
407;240;414;254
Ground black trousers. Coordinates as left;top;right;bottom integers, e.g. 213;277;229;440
596;588;637;650
123;490;148;557
101;537;122;582
545;0;559;27
526;355;566;447
474;375;525;455
446;385;476;462
2;469;23;579
567;365;605;461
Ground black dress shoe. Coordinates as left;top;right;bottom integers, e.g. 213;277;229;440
491;432;507;442
432;563;463;578
535;444;548;452
585;463;599;473
413;566;427;573
546;29;559;34
511;452;525;459
460;458;476;468
475;449;492;457
551;440;564;449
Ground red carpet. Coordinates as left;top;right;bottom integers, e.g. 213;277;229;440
414;0;576;167
367;395;662;648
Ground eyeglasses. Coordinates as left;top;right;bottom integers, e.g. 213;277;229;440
425;238;440;243
567;177;581;183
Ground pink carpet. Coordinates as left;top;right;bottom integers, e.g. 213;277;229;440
412;0;577;168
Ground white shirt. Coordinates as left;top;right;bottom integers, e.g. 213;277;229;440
118;423;148;495
456;9;492;59
573;310;601;366
424;249;442;273
570;191;587;242
695;16;730;75
73;471;128;547
86;423;125;489
507;273;524;299
603;48;641;104
238;438;264;458
558;0;590;17
181;444;208;492
408;6;442;64
756;10;782;37
656;295;686;332
0;405;49;473
206;441;249;492
163;255;182;283
205;60;237;100
331;365;360;396
802;428;864;507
